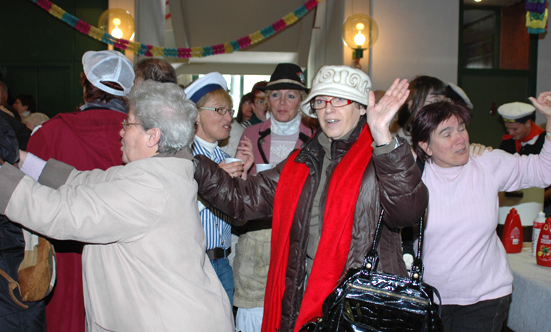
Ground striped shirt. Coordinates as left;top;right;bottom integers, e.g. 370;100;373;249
192;137;232;250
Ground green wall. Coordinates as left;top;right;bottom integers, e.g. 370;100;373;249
0;0;108;117
461;70;533;148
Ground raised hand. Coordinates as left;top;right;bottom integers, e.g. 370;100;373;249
366;78;409;146
529;91;551;119
529;91;551;137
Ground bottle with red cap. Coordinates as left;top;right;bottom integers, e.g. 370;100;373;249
502;208;523;253
533;212;546;256
536;217;551;267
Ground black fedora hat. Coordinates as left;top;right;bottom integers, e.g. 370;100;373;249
258;63;309;92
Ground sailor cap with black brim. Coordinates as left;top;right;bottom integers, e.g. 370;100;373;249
184;72;228;103
498;102;536;123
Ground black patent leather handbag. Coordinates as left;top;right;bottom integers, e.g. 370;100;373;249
299;209;444;332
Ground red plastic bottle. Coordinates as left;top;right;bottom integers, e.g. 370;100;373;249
536;217;551;267
502;208;523;253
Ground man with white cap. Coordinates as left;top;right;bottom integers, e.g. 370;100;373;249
498;101;546;155
498;101;551;217
25;50;134;332
193;65;428;332
184;73;253;307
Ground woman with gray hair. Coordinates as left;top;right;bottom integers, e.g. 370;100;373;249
0;81;234;332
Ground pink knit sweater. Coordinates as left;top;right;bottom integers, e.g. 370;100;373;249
421;139;551;305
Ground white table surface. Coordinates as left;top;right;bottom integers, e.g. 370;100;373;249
506;247;551;332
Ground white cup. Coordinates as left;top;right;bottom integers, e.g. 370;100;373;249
224;157;243;164
256;163;274;173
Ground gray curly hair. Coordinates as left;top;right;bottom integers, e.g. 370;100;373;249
128;80;198;154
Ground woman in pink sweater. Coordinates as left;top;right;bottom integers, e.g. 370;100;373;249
410;94;551;332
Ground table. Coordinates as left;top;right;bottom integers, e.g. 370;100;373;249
506;247;551;332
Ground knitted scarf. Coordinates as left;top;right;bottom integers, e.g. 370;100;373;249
262;124;374;332
502;122;545;153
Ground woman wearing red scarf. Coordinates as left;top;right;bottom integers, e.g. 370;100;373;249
194;65;428;332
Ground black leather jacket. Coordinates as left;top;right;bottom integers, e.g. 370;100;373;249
0;117;46;331
195;117;428;331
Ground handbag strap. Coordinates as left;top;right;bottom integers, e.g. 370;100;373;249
363;208;427;286
0;268;29;309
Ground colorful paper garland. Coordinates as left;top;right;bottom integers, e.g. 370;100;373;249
31;0;320;58
526;0;548;34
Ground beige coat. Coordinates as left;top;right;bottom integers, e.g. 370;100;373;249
0;152;233;332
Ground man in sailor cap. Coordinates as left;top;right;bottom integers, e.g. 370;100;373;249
498;101;546;155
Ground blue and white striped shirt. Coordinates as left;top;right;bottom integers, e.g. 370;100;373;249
192;138;232;250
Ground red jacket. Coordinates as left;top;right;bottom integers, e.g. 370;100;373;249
26;107;126;332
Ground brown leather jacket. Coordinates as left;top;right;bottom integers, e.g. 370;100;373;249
195;117;428;332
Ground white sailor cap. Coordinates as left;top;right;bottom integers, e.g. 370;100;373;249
184;72;228;103
498;102;536;123
446;83;473;110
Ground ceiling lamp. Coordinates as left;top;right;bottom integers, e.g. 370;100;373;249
341;14;379;69
98;9;135;40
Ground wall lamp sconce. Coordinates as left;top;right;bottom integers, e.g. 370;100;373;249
99;9;135;40
341;14;379;69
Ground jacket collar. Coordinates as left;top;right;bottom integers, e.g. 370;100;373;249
296;116;367;165
154;146;194;161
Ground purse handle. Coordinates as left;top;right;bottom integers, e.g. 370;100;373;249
363;208;427;286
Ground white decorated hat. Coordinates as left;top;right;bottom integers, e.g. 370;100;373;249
498;102;536;123
301;65;371;118
82;50;134;96
184;72;228;103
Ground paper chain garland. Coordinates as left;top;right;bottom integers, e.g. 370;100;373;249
31;0;320;58
526;0;548;34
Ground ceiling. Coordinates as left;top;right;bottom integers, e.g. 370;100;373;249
167;0;315;75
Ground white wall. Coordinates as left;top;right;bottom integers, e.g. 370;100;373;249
135;0;165;54
371;0;459;90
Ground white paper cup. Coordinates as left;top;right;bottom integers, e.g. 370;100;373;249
256;163;274;172
224;157;243;164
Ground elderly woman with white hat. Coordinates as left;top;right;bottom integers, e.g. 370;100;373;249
194;65;428;332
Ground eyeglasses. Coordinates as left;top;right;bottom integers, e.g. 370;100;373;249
310;98;353;110
200;107;235;117
122;119;141;131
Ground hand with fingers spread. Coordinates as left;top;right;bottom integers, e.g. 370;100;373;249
235;136;254;179
530;91;551;119
366;78;410;146
529;91;551;136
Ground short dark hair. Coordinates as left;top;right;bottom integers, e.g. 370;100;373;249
397;75;447;133
80;73;127;104
15;94;36;112
411;101;472;163
134;58;177;84
251;81;268;97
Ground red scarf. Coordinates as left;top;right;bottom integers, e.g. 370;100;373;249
262;124;374;332
502;122;545;153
